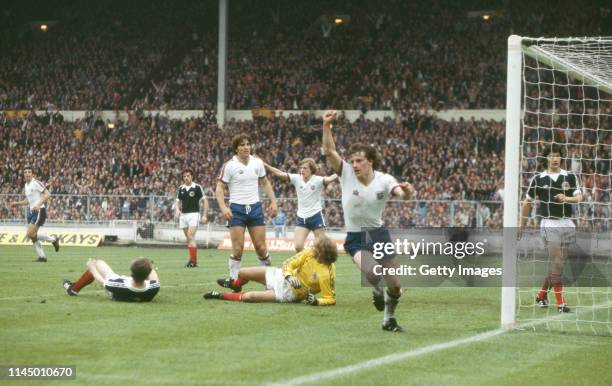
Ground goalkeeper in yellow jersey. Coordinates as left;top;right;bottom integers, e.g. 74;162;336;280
204;236;337;305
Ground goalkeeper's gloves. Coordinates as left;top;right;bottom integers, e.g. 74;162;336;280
285;275;301;289
305;293;318;306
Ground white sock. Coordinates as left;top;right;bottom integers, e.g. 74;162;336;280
229;256;241;280
37;233;54;242
33;241;46;258
258;254;272;266
383;290;401;323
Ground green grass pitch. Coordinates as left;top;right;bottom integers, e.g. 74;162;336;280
1;245;611;386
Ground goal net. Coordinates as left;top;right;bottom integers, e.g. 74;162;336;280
503;36;611;335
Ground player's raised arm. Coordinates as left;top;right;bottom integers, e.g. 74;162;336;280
322;110;342;174
264;162;290;181
323;173;339;184
260;176;278;217
216;180;232;221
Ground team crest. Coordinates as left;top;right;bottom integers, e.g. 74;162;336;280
311;272;319;281
561;182;570;190
376;191;384;200
310;185;315;191
189;191;195;197
352;190;359;196
239;170;244;174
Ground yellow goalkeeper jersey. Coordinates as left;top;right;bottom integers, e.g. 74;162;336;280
281;248;336;305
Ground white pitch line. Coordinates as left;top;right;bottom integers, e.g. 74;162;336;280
267;300;612;386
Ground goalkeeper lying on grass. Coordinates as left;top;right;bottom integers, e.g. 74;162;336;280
204;236;337;305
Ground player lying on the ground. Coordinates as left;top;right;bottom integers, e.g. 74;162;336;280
63;257;160;302
264;158;338;252
9;165;59;262
204;236;337;305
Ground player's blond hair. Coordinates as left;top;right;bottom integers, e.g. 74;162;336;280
313;237;338;265
299;158;318;174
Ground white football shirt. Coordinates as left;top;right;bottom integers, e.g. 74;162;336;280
218;155;266;205
24;179;46;210
339;160;398;232
289;174;324;218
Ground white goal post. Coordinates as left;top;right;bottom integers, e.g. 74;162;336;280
502;35;612;331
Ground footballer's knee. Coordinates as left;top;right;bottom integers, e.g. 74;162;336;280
254;245;267;257
387;286;401;297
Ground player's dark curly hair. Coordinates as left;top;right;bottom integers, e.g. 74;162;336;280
348;143;380;169
313;236;338;265
130;257;153;282
182;168;193;176
542;143;564;167
232;133;252;153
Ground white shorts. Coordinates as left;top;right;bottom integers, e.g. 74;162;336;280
540;218;576;244
179;212;200;228
265;267;297;303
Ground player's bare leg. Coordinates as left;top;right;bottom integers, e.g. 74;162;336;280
64;258;111;295
204;288;277;303
381;257;404;332
241;290;277;303
248;225;271;266
91;259;115;281
228;226;246;279
184;226;198;267
293;227;310;252
549;242;569;312
27;223;45;261
312;228;326;240
216;266;267;292
351;251;386;312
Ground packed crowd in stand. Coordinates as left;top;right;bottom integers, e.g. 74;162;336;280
1;0;608;111
1;110;609;231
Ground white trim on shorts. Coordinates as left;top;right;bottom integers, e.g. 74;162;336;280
179;212;200;228
265;267;297;303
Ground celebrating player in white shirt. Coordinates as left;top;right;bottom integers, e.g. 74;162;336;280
175;169;209;268
216;134;279;279
265;158;338;251
322;110;415;332
9;165;59;262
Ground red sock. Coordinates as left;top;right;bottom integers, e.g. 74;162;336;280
221;292;243;301
72;271;94;292
551;274;565;305
188;246;197;264
537;273;552;300
232;277;248;289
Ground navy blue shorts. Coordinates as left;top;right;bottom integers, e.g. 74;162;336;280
27;208;47;227
229;202;265;228
343;227;394;259
295;211;325;231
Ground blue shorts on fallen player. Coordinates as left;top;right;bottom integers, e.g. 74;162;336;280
228;202;265;227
